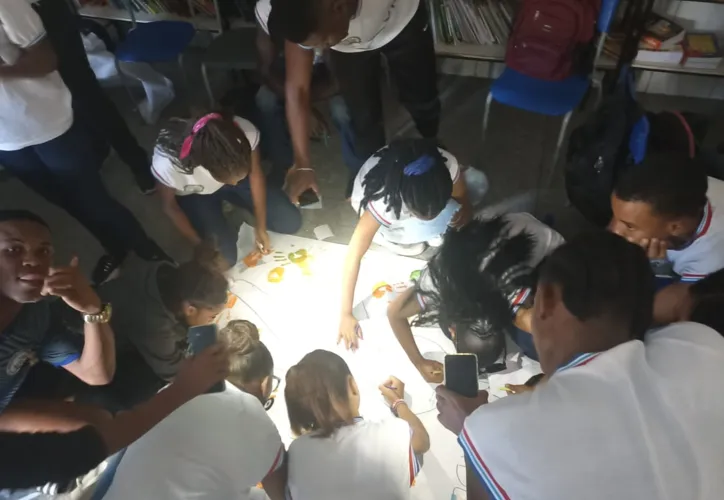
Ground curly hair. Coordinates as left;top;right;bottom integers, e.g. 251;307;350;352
218;320;273;387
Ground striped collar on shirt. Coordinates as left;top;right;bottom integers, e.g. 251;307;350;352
555;352;600;373
680;200;713;251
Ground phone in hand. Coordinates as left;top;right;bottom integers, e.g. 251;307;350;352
298;189;320;208
444;353;479;398
187;324;225;393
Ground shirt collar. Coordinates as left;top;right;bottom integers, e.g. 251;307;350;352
352;416;364;424
555;352;601;373
694;200;713;241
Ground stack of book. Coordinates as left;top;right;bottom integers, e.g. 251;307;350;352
427;0;519;46
683;33;723;70
604;12;685;65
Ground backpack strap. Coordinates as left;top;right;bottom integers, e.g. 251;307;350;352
670;111;696;159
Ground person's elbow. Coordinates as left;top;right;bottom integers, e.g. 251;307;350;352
30;39;59;75
411;428;431;455
83;364;115;386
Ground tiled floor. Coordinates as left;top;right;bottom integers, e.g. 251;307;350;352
1;53;723;276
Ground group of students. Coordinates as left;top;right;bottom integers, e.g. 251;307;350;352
3;0;724;499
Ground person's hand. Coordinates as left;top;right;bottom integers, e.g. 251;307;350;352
505;384;534;395
194;240;231;273
42;257;101;315
173;343;229;398
628;236;668;260
255;228;272;255
379;376;405;406
450;198;473;229
414;358;444;383
435;385;489;435
337;313;362;351
284;167;320;206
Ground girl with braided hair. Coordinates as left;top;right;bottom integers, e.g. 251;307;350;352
339;138;485;350
387;215;564;382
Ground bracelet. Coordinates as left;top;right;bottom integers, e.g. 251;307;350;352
391;399;408;415
293;167;315;173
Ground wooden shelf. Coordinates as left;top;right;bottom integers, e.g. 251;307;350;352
435;43;724;78
77;4;253;31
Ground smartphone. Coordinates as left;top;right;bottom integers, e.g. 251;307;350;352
444;353;479;398
187;324;225;393
298;189;320;207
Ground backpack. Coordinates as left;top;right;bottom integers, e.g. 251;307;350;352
506;0;601;81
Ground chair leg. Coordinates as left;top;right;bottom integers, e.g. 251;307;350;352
115;57;138;114
202;63;214;108
481;91;494;143
546;111;573;188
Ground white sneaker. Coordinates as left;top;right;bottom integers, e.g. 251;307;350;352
373;233;426;256
427;235;444;248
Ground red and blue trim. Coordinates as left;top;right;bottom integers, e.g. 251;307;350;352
555;352;600;373
458;428;511;500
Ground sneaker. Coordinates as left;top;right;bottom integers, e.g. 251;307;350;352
372;233;426;256
134;170;157;195
427;235;444;248
92;254;123;285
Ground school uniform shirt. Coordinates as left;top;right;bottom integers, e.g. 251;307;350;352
255;0;419;53
151;116;260;196
0;300;82;412
415;212;564;311
287;417;421;500
667;176;724;282
0;0;73;151
101;384;284;500
98;254;186;381
460;322;724;500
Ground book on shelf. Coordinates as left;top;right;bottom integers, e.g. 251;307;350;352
426;0;519;46
640;12;685;51
683;33;723;69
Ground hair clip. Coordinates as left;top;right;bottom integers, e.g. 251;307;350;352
179;113;223;159
403;155;436;176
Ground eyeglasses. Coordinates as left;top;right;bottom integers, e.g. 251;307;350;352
264;375;281;411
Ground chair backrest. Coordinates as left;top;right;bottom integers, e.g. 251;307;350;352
592;0;621;72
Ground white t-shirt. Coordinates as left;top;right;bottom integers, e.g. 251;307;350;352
460;322;724;500
667;176;724;282
255;0;419;52
287;417;420;500
102;385;284;500
0;0;73;151
151;116;260;196
351;146;461;227
416;212;564;310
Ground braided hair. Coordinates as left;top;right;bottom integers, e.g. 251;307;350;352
358;139;453;220
415;217;536;350
155;110;252;184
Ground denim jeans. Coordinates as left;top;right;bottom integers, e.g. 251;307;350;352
254;85;365;180
176;181;301;264
0;121;163;260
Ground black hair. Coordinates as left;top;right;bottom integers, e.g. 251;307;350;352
219;320;274;386
155;110;252;183
689;269;724;335
160;261;228;315
0;210;49;229
415;217;536;363
359;139;453;220
538;231;655;339
614;152;708;219
268;0;318;44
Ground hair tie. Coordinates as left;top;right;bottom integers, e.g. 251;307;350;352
179;113;223;159
403;155;436;176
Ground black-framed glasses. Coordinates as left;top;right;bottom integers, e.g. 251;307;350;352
264;375;281;411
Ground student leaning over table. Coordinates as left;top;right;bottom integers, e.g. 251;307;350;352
435;232;724;500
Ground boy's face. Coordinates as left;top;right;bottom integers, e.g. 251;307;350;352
0;220;53;304
609;194;673;242
183;303;225;327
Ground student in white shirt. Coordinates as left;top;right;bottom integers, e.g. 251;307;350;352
437;232;724;500
284;350;429;500
653;267;724;334
0;0;168;284
339;139;481;350
264;0;439;205
153;111;301;267
100;319;286;500
388;214;564;382
609;151;724;282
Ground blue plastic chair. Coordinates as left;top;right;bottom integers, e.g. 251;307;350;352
481;0;620;184
114;0;195;114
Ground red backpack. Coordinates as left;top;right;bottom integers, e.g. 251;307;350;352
506;0;601;81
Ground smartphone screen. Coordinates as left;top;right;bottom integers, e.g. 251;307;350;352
187;324;225;393
298;189;320;207
444;354;479;398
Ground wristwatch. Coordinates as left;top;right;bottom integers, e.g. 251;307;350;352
83;303;112;324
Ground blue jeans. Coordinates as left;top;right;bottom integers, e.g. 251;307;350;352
254;85;365;179
176;181;301;264
509;326;539;361
0;121;162;260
